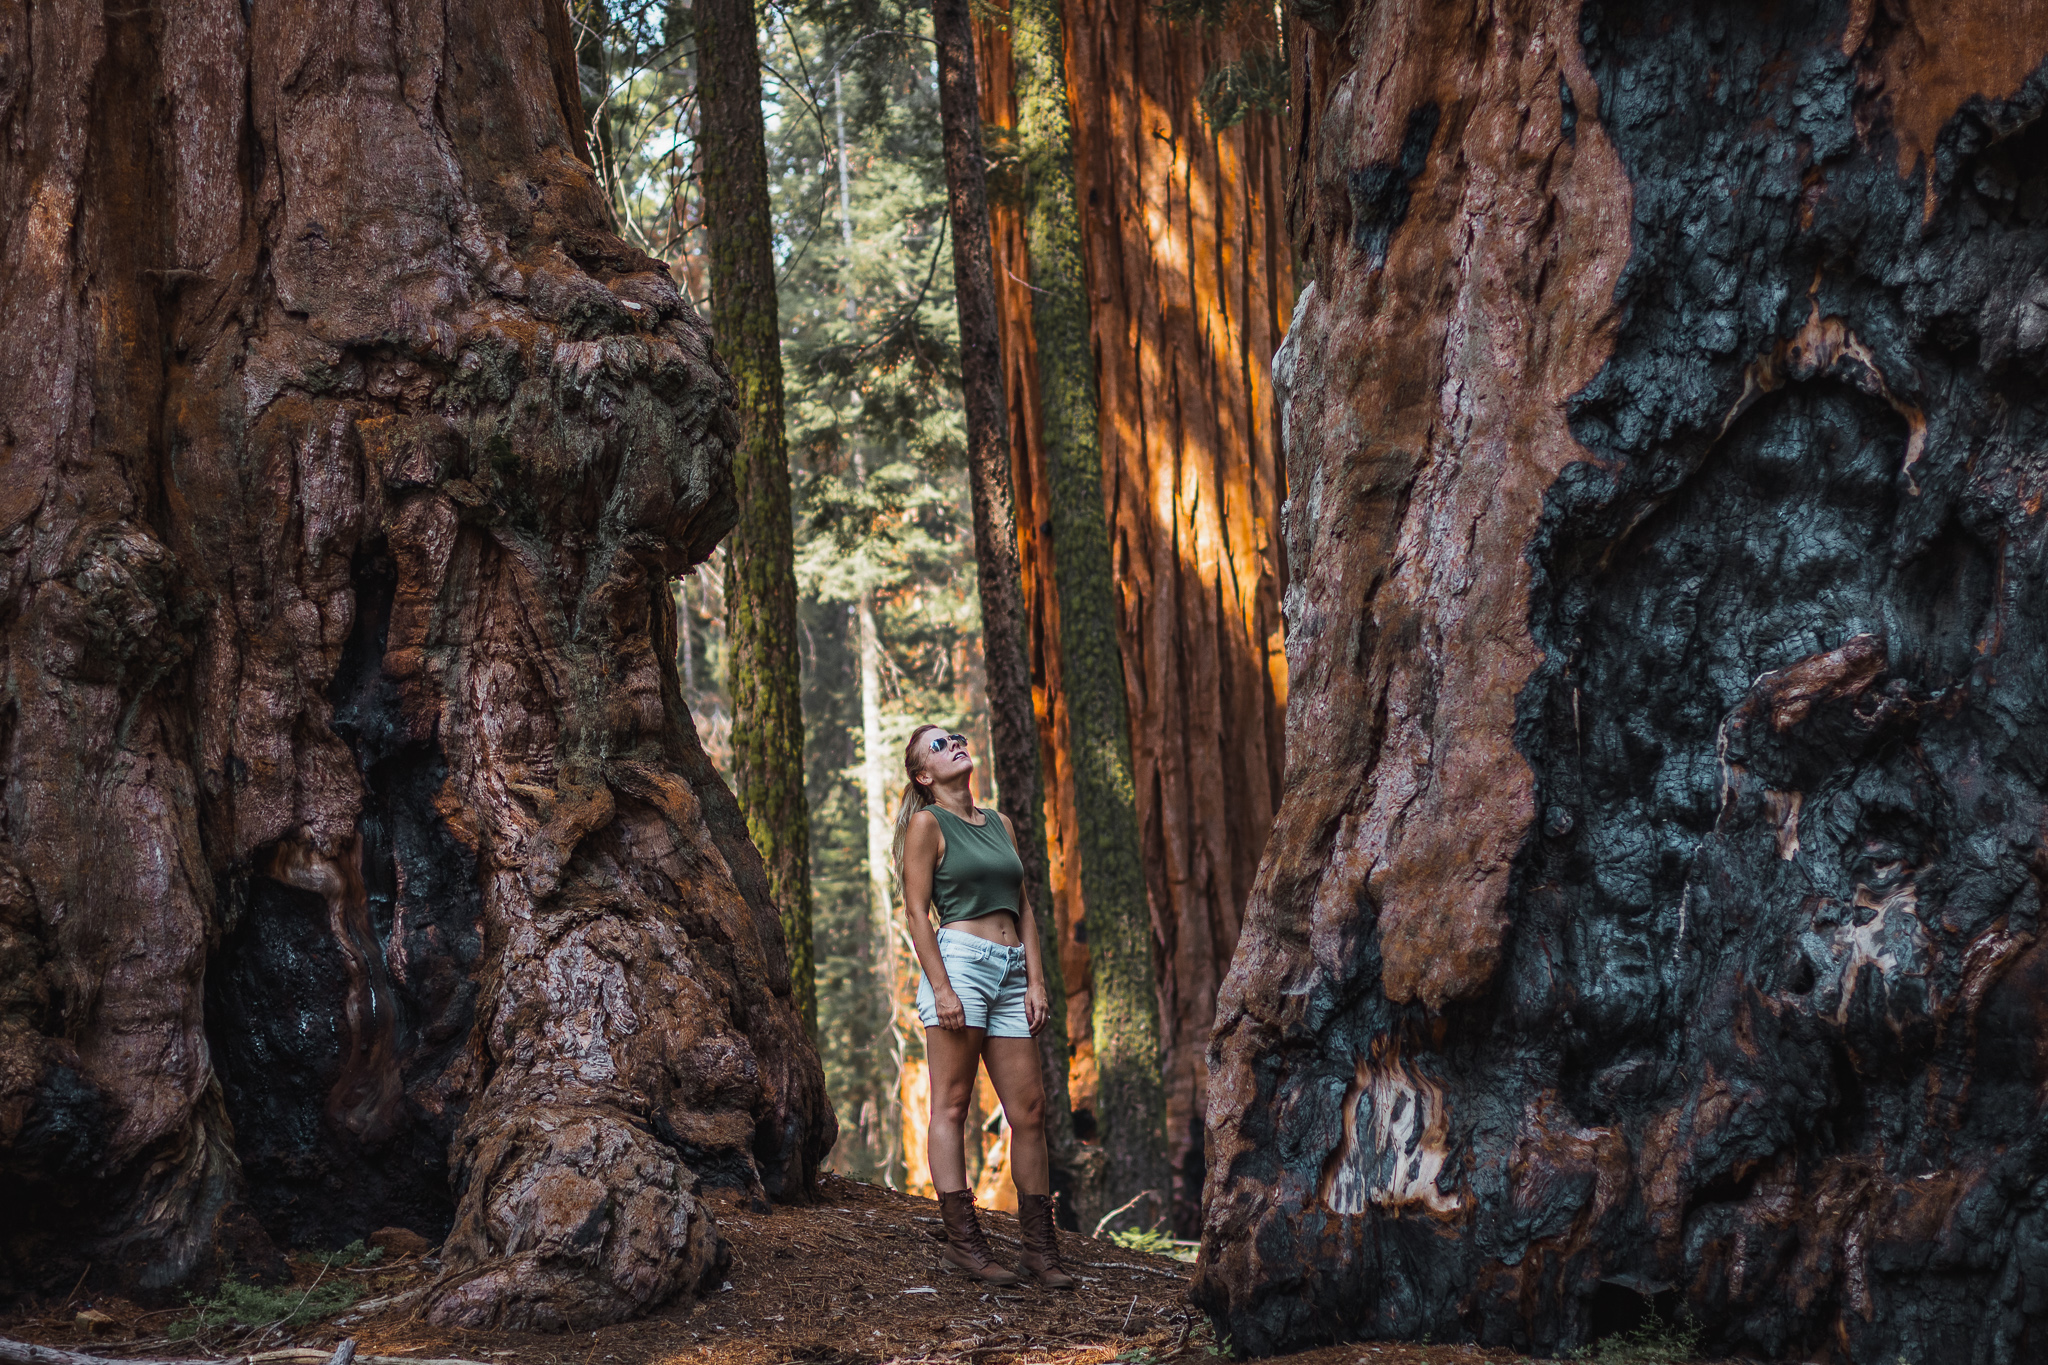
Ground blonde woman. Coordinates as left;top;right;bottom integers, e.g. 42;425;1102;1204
894;723;1074;1289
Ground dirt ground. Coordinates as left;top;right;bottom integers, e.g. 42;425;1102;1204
0;1177;1540;1365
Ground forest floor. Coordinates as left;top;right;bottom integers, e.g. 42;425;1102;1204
2;1176;1593;1365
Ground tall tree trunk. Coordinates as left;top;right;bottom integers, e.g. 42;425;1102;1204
977;0;1163;1227
931;0;1080;1214
1196;3;2048;1363
858;586;905;1184
0;0;832;1321
978;0;1293;1232
833;76;904;1186
697;0;816;1035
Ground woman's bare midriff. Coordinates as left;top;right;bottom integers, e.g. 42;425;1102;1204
944;910;1023;946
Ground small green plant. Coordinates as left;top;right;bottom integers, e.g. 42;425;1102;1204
310;1239;385;1268
168;1278;360;1342
1569;1313;1703;1364
1114;1350;1157;1365
1107;1228;1198;1262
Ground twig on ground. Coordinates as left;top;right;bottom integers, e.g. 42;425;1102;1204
331;1286;428;1323
58;1268;92;1313
1074;1262;1188;1279
0;1339;493;1365
0;1338;235;1365
1090;1193;1159;1239
248;1351;493;1365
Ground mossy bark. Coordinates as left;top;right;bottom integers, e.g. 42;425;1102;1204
697;0;816;1034
931;0;1081;1214
1010;0;1165;1221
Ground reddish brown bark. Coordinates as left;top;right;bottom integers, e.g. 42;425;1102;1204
977;1;1293;1230
931;0;1056;1027
1197;1;2048;1361
0;0;831;1323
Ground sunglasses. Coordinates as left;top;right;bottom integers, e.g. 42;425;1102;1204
927;732;968;754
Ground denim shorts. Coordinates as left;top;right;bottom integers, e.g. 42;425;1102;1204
916;928;1032;1037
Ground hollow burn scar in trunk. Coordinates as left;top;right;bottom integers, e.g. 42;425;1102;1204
207;542;481;1248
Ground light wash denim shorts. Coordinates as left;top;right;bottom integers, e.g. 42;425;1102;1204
916;928;1032;1037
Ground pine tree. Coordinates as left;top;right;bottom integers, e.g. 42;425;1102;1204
698;0;817;1033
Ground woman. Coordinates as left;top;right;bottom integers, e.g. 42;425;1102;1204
895;723;1075;1289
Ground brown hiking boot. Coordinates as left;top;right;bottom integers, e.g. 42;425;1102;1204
1016;1192;1076;1289
937;1190;1020;1285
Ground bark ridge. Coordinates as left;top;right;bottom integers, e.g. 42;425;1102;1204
0;0;833;1327
1197;2;2048;1362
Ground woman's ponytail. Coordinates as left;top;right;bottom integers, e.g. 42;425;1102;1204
890;723;945;883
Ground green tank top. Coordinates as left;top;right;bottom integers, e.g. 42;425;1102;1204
928;805;1025;926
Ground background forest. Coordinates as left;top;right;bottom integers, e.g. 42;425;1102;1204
572;0;999;1193
566;0;1291;1217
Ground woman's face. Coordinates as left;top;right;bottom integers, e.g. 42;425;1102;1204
918;728;972;787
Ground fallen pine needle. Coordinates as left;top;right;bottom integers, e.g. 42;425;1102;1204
0;1341;500;1365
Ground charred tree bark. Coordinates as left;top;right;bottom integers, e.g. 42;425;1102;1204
978;0;1294;1232
1196;2;2048;1363
698;0;817;1035
0;0;833;1324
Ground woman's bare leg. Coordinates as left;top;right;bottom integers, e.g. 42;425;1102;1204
925;1025;986;1193
982;1036;1048;1197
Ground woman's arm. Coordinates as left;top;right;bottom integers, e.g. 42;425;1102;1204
998;813;1052;1035
902;810;966;1029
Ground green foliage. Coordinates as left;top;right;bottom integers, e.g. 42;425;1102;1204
1196;48;1288;130
168;1278;360;1342
1107;1228;1198;1262
568;0;702;262
309;1240;385;1268
1569;1314;1704;1364
1183;1319;1233;1359
767;0;987;1186
978;124;1030;209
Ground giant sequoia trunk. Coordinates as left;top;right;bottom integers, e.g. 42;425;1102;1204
1195;2;2048;1362
978;0;1293;1233
0;0;832;1327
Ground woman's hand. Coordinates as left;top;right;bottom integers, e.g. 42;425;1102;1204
933;983;967;1030
1025;979;1051;1035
